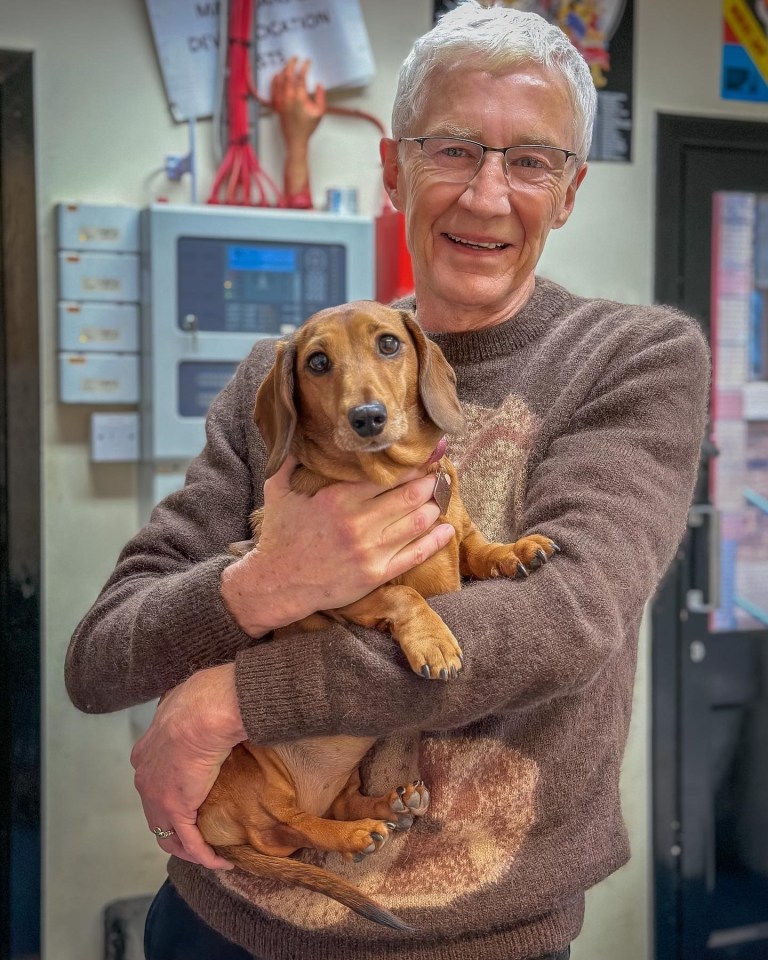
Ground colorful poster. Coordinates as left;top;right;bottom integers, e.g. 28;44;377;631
722;0;768;101
432;0;634;162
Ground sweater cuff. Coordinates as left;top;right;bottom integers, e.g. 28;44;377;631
234;628;333;745
135;554;254;684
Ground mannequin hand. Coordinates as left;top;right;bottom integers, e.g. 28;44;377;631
271;57;326;148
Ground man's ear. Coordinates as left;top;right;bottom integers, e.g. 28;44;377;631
553;162;588;229
380;137;404;212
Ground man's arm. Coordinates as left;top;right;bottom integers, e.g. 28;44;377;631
66;337;456;868
228;309;710;745
65;340;453;714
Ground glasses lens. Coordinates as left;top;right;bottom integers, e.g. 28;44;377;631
419;138;483;182
504;146;568;183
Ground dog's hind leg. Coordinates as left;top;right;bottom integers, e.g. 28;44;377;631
265;807;395;862
329;769;430;834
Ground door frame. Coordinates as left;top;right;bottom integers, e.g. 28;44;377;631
655;112;768;322
0;49;41;958
652;112;768;960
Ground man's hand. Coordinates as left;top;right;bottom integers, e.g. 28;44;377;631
130;663;246;870
220;455;454;638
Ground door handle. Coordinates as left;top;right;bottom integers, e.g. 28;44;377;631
686;504;721;614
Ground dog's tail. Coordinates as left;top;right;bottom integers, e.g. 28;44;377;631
214;845;412;930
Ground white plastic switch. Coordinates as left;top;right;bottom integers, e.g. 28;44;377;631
90;413;140;462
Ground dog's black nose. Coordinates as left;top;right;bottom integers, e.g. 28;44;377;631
348;402;387;437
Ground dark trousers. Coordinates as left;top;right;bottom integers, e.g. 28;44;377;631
144;878;571;960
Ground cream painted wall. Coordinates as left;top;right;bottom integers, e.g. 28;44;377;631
1;0;766;958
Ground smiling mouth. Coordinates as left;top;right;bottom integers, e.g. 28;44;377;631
445;233;509;250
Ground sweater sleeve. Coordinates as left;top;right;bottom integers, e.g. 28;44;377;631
65;345;272;714
231;307;710;745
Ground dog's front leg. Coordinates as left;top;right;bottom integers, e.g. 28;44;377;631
459;525;560;580
336;585;463;680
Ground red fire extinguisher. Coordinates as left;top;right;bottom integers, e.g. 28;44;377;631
375;202;413;305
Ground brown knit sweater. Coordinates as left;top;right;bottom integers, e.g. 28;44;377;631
66;277;710;960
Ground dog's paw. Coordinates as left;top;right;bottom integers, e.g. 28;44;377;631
385;781;430;830
338;820;392;862
488;534;560;580
402;621;463;682
510;534;560;576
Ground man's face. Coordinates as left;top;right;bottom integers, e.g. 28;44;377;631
381;65;587;331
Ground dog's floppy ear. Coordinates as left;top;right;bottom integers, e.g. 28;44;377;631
253;339;298;477
402;312;466;436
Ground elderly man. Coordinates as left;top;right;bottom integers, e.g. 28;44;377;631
66;3;709;959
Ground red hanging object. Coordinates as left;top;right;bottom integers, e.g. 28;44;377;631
375;204;414;304
208;0;283;206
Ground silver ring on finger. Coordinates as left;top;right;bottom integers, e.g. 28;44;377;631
152;826;176;840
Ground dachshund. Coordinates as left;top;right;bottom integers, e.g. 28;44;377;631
197;301;558;929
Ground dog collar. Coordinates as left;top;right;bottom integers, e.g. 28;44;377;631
426;435;448;466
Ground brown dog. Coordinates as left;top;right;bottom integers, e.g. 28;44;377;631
197;301;558;928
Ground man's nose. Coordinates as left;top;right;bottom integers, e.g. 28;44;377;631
458;152;513;215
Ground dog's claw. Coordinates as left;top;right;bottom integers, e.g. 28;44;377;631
551;541;561;553
421;664;431;679
439;667;448;681
371;832;384;842
516;562;529;579
536;548;548;563
385;821;397;830
384;781;430;830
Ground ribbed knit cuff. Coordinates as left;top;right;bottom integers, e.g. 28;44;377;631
133;553;254;687
234;628;333;745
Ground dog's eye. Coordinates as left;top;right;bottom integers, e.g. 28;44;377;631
378;334;401;357
306;351;331;374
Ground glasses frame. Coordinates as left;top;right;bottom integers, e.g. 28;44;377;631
398;136;578;185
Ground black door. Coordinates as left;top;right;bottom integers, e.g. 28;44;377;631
0;50;41;960
653;114;768;960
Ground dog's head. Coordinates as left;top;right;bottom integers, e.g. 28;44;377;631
254;301;466;484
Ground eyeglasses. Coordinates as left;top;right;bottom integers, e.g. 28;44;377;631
398;136;577;187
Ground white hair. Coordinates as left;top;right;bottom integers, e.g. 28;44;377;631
392;0;597;163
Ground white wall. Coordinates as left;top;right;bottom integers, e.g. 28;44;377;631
1;0;766;958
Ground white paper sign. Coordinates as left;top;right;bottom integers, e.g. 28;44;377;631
144;0;375;123
254;0;375;98
145;0;221;122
